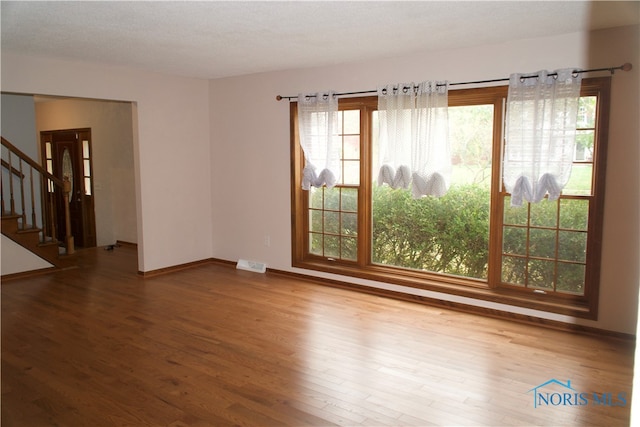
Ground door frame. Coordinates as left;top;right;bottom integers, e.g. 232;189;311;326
40;128;97;248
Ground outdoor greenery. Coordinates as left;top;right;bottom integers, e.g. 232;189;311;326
370;185;589;293
372;184;490;279
310;186;590;292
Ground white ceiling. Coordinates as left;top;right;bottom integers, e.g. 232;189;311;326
2;1;639;80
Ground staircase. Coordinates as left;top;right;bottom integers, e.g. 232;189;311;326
2;136;75;270
2;213;75;268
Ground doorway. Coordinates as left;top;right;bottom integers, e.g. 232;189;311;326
40;128;97;248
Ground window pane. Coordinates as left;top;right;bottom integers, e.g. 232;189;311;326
563;164;593;196
324;187;340;210
310;233;322;255
342;160;359;185
449;105;494;188
574;130;594;161
372;185;490;279
559;199;589;230
557;263;585;295
341;212;357;235
341;237;357;261
343;135;359;159
324;235;340;258
310;187;323;209
503;200;528;226
558;230;587;263
82;139;90;158
503;226;527;256
530;201;557;228
576;96;596;128
341;188;358;212
529;228;556;259
501;255;526;286
338;109;360;185
309;209;322;232
342;110;360;134
84;177;92;196
324;211;339;234
528;259;555;290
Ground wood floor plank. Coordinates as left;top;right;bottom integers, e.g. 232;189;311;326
2;246;634;426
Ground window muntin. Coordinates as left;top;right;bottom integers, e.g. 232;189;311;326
291;78;609;318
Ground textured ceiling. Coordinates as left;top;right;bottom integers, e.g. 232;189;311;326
2;1;639;80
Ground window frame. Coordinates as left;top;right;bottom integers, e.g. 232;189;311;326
290;77;610;319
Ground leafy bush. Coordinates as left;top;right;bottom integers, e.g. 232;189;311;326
372;184;490;279
314;183;588;293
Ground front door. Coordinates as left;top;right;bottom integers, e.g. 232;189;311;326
40;129;97;248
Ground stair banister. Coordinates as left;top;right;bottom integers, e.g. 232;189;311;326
1;136;74;255
2;137;64;187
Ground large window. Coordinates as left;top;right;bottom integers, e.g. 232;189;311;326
291;78;610;319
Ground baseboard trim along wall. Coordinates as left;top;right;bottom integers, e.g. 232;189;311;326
140;257;635;341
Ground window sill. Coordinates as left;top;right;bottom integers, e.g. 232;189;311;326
292;259;595;320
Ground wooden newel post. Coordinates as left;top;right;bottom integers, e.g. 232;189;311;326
63;176;75;255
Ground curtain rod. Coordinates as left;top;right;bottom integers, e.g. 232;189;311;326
275;63;632;101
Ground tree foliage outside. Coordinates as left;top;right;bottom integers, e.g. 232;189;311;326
372;184;490;279
370;185;589;293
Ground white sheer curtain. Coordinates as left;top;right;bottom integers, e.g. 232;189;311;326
297;91;341;190
503;68;582;206
377;81;451;198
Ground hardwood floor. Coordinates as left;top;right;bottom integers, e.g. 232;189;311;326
2;246;635;426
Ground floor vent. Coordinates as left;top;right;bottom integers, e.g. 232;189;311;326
236;259;267;273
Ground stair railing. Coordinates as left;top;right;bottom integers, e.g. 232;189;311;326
1;136;74;255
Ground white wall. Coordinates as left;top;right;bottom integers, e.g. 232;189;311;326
209;25;639;334
1;93;38;157
35;98;137;247
1;94;40;218
2;53;213;272
1;235;53;275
